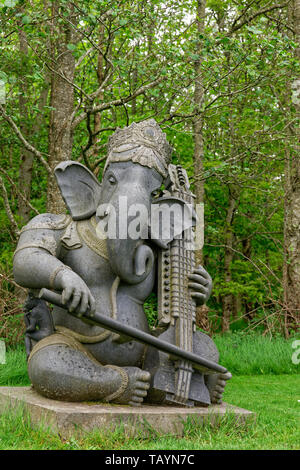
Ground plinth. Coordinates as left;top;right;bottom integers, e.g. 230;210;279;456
0;386;255;438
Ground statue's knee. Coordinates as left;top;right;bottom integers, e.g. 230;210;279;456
193;330;219;363
28;343;74;399
27;338;117;402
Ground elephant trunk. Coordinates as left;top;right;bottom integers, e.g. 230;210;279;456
104;182;156;284
107;239;154;285
134;244;154;277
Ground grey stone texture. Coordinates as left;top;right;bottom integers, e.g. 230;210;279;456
0;387;255;438
12;119;232;407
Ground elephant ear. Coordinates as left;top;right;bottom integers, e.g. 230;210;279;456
54;161;102;220
150;196;196;249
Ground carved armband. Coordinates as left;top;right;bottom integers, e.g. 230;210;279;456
20;214;71;234
14;214;71;259
13;237;58;258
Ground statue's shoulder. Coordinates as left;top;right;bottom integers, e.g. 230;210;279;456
15;214;72;259
21;213;72;234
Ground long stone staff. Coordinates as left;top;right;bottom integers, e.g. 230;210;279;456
39;287;227;376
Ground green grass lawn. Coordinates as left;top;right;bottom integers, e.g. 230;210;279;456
213;331;300;375
0;334;299;450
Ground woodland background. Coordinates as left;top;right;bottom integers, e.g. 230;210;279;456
0;0;299;344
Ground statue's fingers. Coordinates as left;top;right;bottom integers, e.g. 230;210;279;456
62;286;73;305
78;292;89;316
129;400;142;406
88;293;96;315
213;394;223;402
134;389;148;397
220;371;232;381
213;397;222;404
194;267;212;283
139;371;151;382
68;291;82;312
217;379;227;388
136;380;150;391
190;292;206;303
188;282;207;294
188;273;209;286
130;395;144;404
193;265;208;276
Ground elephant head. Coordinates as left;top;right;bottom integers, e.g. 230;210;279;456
98;160;163;284
55;120;191;285
55;159;163;284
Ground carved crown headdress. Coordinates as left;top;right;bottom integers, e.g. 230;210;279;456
104;119;173;178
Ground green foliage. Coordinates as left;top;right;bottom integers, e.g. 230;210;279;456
0;344;29;386
214;331;300;375
144;293;158;329
0;0;297;334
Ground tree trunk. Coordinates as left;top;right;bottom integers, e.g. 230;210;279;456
18;27;50;223
222;193;236;332
242;237;254;321
193;0;209;332
233;294;242;321
221;48;238;333
93;24;105;161
131;64;138;116
283;0;300;331
17;27;33;225
47;1;76;213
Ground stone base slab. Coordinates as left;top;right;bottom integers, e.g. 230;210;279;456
0;386;255;438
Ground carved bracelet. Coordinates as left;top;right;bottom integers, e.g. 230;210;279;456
49;265;72;289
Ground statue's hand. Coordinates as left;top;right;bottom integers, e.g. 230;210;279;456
55;269;96;316
188;265;212;306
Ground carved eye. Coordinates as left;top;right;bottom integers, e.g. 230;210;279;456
108;174;117;185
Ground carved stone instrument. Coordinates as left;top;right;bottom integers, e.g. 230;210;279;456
146;164;219;407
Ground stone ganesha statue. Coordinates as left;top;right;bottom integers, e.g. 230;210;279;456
13;119;231;406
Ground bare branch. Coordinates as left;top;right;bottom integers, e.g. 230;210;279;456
230;0;263;32
24;38;90;100
75;46;94;68
265;12;295;33
91;154;108;171
72;76;164;129
0;167;40;216
0;175;20;237
229;1;291;34
0;105;51;174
